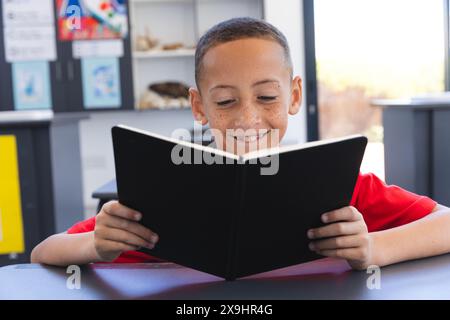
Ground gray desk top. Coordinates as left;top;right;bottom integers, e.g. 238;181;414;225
0;110;89;126
1;254;450;300
92;179;117;200
372;97;450;109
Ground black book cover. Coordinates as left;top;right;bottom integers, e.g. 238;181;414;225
112;125;367;280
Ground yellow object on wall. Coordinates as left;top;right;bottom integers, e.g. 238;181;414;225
0;135;25;255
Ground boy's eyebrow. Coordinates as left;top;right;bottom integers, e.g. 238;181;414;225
209;85;236;92
252;79;280;87
209;79;280;92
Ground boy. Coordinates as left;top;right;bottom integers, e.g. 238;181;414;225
31;18;450;270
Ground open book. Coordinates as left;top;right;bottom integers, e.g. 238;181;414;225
112;125;367;280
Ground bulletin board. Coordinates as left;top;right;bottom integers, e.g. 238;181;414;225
55;0;134;111
0;0;134;112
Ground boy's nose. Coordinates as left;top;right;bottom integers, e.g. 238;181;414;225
234;104;262;129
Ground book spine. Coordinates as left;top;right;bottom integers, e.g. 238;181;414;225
225;160;247;281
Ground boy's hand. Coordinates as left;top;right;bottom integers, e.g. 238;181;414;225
307;206;373;270
94;201;159;262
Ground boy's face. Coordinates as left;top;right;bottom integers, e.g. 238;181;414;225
190;38;302;155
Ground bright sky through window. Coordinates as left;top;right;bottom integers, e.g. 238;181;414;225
314;0;445;98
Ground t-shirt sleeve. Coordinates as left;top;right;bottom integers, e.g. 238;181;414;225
67;216;96;234
350;173;437;232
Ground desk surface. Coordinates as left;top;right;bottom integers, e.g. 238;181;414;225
0;110;89;125
1;254;450;300
91;179;117;200
372;97;450;109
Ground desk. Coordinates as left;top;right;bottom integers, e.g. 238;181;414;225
92;179;117;212
372;98;450;206
1;254;450;299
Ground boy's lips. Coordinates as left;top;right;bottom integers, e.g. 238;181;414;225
228;130;269;143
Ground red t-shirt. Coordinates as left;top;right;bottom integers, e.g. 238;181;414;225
67;172;437;263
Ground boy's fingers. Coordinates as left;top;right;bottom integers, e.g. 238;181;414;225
97;226;155;249
321;206;362;223
102;214;159;244
309;234;368;251
98;239;140;254
102;201;142;221
315;247;368;261
307;221;363;239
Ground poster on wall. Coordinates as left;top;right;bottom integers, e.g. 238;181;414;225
57;0;128;41
12;61;52;110
81;57;121;108
2;0;57;62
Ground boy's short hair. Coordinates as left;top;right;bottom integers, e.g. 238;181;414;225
195;17;293;88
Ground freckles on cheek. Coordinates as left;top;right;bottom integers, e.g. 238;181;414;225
208;113;228;132
264;109;288;143
268;108;288;130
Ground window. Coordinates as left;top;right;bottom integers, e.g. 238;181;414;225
313;0;445;177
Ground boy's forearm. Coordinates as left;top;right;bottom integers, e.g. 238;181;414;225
371;205;450;267
31;232;101;266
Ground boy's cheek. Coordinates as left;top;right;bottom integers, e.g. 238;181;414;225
207;114;232;136
266;112;288;140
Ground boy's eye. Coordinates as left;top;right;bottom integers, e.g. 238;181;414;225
258;96;278;102
216;99;236;107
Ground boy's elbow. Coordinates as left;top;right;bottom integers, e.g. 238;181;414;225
30;232;81;267
30;243;43;264
30;235;56;264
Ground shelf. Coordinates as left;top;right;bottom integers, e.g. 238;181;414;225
133;49;195;59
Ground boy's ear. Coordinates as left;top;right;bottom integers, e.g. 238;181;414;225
189;88;209;125
288;76;302;115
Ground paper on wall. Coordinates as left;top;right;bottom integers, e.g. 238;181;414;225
2;0;55;27
81;57;121;109
12;61;52;110
2;0;57;62
73;40;124;59
4;26;57;62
